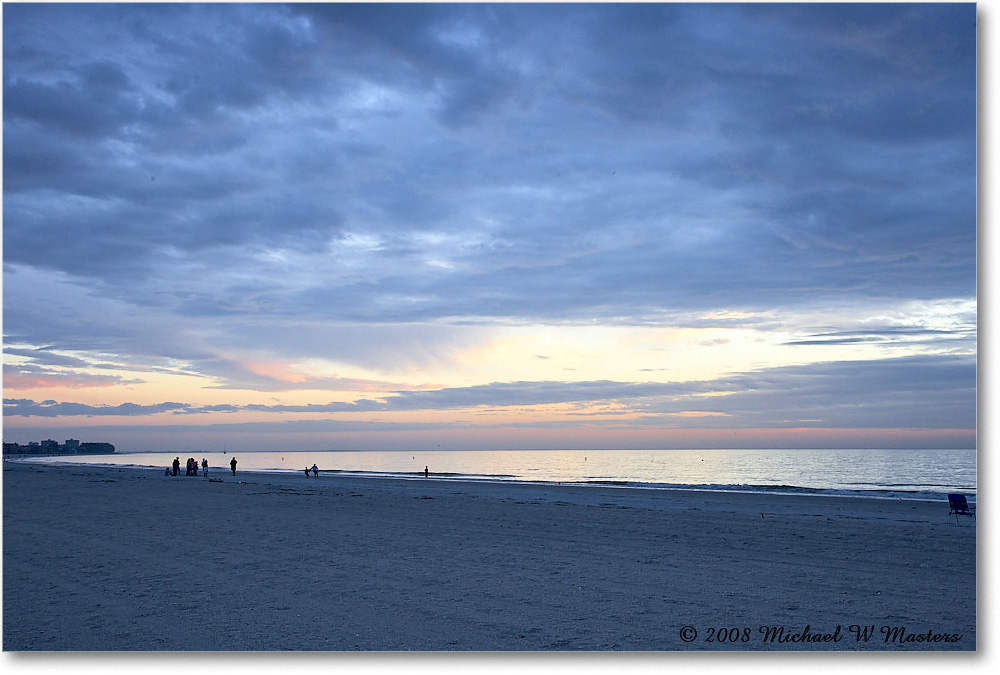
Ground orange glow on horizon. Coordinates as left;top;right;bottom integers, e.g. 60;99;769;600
244;361;310;384
3;373;120;390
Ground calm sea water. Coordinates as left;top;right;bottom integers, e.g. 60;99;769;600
14;448;976;501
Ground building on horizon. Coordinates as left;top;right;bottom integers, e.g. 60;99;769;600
2;440;115;456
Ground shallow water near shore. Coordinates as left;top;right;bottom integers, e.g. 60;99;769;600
13;447;976;501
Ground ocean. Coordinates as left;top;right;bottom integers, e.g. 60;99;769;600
12;447;976;501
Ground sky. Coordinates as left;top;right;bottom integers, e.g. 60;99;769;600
1;2;978;453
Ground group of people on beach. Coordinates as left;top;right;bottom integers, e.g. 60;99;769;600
168;457;207;477
167;456;239;477
162;456;332;480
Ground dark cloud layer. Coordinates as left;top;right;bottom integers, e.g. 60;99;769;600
4;3;975;321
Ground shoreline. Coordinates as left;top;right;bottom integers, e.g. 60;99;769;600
3;462;976;651
3;455;974;504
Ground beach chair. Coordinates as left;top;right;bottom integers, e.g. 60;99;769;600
948;493;975;525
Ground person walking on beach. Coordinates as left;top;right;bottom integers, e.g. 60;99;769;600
172;457;180;476
425;465;429;478
230;457;237;476
311;464;319;477
304;467;310;477
202;458;209;478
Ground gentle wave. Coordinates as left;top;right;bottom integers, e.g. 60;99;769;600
226;468;974;501
309;471;970;501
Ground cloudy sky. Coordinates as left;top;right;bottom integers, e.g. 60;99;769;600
2;2;977;453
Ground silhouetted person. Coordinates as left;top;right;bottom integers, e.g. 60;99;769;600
202;458;208;475
304;467;310;477
172;457;180;476
311;464;319;477
230;457;237;476
425;465;429;478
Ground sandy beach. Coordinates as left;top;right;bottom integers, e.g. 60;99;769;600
2;461;975;651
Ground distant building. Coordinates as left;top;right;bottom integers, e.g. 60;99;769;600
2;440;116;456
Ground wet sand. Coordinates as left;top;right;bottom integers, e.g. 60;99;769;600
2;461;976;651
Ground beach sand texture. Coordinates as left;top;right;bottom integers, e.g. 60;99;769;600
2;462;975;651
